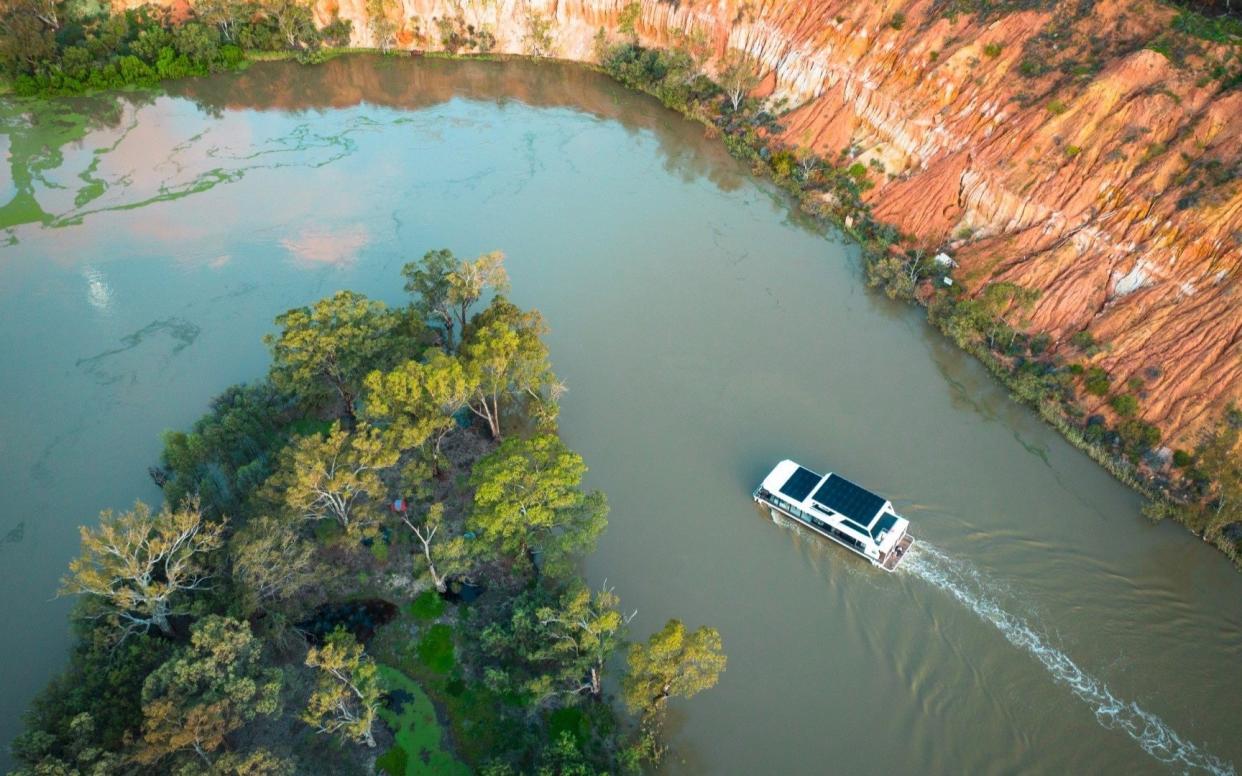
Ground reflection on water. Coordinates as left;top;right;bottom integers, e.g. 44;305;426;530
1;56;1240;775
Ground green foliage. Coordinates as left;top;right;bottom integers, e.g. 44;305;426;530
622;620;725;719
25;259;728;772
1069;329;1100;355
266;290;403;420
410;590;447;622
469;434;607;576
159;381;291;516
231;514;326;615
1117;418;1161;462
136;616;282;766
1171;9;1242;44
1182;408;1242;550
1110;393;1139;417
264;420;398;534
0;0;330;96
983;42;1004;57
377;745;409;776
61;498;225;640
719;49;761;112
12;632;172;771
889;12;907;29
461;297;557;439
523;11;555;57
1083;366;1111;396
617;2;641;38
1173;449;1194;468
598;41;718;115
304;628;383;747
478;581;629;706
418;624;457;673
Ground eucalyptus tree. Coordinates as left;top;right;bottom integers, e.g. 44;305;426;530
536;581;634;699
448;250;509;332
230;515;325;613
136;616;282;767
719;49;760;112
622;620;726;719
403;248;509;350
401;502;470;593
304;629;382;748
461;298;557;439
60;497;224;640
468;434;607;576
265;290;395;423
402;248;458;348
266;422;397;535
364;348;476;469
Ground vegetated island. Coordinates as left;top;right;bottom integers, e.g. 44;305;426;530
2;0;1240;565
11;250;726;775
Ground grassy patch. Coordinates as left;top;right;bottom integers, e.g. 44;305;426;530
372;618;524;768
376;665;469;776
416;624;456;673
409;590;446;622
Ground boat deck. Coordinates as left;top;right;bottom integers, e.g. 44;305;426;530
880;533;914;571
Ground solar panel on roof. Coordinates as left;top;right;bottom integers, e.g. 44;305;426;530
870;513;898;540
779;467;821;502
812;474;886;525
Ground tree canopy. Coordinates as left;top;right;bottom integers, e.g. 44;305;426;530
137;615;282;766
622;619;726;718
61;498;224;640
469;434;608;575
265;290;397;422
265;421;397;534
304;628;382;748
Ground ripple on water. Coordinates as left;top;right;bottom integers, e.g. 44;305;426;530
903;543;1235;775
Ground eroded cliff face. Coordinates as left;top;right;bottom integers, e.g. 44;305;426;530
130;0;1242;447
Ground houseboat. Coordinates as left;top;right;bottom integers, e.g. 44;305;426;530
754;459;913;571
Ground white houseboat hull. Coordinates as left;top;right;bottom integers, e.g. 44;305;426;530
754;460;913;572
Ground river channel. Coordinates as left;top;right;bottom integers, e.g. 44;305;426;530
0;56;1239;774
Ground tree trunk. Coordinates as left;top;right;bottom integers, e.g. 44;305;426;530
153;609;173;636
590;666;601;697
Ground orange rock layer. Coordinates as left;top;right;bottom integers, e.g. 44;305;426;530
124;0;1242;447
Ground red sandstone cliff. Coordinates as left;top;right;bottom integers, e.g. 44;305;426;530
128;0;1242;448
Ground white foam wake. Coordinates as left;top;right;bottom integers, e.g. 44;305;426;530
903;543;1234;776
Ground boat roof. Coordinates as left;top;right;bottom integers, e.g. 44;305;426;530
768;461;891;527
812;474;887;526
778;466;821;502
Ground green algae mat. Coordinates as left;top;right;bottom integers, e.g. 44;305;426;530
376;665;468;776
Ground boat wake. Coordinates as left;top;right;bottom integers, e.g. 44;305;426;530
902;543;1235;776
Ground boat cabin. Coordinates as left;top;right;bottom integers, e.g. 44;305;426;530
754;459;912;571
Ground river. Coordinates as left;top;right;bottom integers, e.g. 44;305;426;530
1;55;1239;774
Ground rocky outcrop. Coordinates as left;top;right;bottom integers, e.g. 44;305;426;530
129;0;1242;447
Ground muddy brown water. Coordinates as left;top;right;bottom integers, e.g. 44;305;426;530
1;56;1239;774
